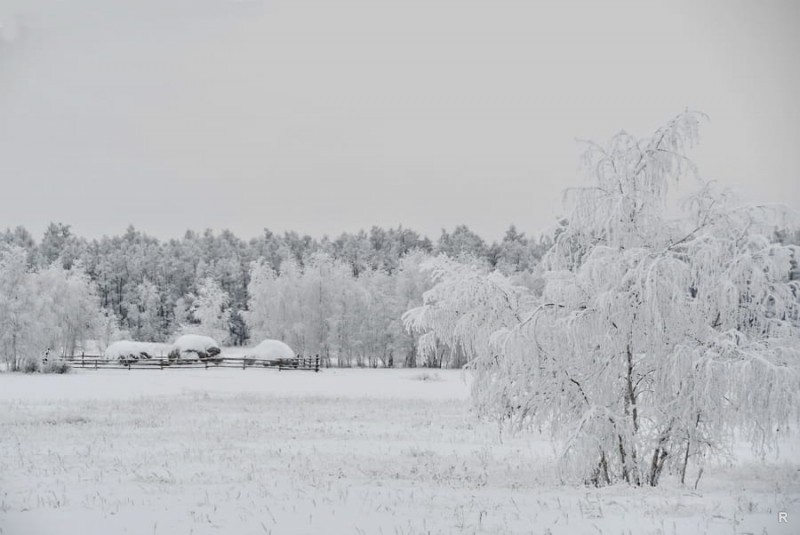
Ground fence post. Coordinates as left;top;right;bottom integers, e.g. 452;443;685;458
315;354;319;372
82;352;85;368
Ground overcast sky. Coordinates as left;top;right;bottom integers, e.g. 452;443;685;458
0;0;798;242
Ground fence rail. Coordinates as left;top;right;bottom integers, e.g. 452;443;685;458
53;354;321;372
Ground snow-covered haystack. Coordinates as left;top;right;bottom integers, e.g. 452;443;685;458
104;341;167;362
245;339;295;362
168;335;221;361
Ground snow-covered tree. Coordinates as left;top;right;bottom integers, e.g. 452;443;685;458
39;222;85;270
245;251;435;368
299;253;337;360
0;247;44;371
357;268;396;367
404;254;534;368
126;279;164;342
243;260;279;342
1;222;484;348
436;225;488;261
325;259;369;367
0;246;107;370
392;250;435;367
183;277;231;344
245;255;363;365
37;263;106;357
245;258;305;351
406;111;800;486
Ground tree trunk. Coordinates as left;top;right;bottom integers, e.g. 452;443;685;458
624;344;641;485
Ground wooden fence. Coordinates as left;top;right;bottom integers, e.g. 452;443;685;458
53;353;321;372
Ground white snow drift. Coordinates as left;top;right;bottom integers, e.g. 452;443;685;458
244;339;295;361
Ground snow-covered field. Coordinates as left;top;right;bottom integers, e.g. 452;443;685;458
0;369;797;535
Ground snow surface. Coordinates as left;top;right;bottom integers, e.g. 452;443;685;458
244;339;295;360
0;369;797;535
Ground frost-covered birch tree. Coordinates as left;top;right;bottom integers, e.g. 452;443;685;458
245;258;305;351
405;111;800;486
393;251;435;367
182;277;231;344
0;247;43;371
0;246;106;370
37;263;105;357
403;255;534;368
246;251;436;367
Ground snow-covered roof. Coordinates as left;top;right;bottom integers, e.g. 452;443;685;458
245;339;295;360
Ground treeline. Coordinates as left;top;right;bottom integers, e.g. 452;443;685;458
0;222;550;367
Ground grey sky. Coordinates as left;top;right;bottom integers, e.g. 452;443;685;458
0;0;798;242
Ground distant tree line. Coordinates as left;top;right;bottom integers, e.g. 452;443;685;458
0;222;551;368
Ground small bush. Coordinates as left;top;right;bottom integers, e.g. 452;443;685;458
42;361;71;374
411;372;442;382
23;360;40;373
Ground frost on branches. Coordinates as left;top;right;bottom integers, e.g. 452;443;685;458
405;111;800;487
402;257;535;368
0;246;106;371
185;277;232;345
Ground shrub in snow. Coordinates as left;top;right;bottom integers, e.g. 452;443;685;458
244;339;295;362
169;334;221;362
410;372;442;382
42;360;70;374
405;111;800;487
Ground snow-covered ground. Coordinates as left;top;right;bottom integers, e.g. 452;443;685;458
0;369;797;534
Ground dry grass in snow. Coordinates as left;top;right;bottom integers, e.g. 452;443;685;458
0;369;797;534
